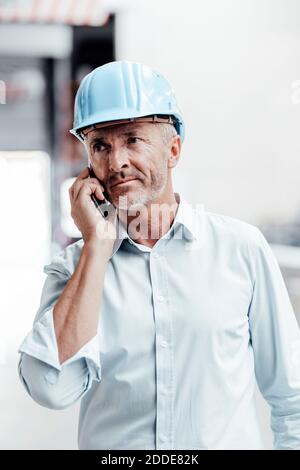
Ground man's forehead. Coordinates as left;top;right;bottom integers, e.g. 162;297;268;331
87;121;154;140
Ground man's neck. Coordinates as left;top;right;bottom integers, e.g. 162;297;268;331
118;193;179;248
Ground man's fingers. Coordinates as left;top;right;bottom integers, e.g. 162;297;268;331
70;175;105;202
69;168;89;201
74;181;104;202
94;185;105;201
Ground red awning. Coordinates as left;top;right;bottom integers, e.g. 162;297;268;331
0;0;109;26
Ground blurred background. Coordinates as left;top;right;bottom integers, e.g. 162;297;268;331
1;0;300;449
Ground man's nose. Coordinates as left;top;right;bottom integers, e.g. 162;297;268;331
108;146;130;172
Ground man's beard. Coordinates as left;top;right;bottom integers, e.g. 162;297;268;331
115;175;167;211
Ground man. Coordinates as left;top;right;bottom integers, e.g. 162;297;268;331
18;61;300;450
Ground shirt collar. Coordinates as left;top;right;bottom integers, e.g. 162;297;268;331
110;192;206;258
110;217;129;258
172;192;205;243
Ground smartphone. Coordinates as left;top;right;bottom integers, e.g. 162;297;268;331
88;165;112;218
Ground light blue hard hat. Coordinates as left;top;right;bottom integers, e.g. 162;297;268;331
70;60;185;142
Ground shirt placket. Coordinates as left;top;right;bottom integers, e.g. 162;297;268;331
150;248;174;450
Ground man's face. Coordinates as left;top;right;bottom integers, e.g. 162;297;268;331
85;122;180;210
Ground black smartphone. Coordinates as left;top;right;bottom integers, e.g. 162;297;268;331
88;165;112;218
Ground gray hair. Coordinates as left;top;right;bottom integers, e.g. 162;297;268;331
157;123;178;145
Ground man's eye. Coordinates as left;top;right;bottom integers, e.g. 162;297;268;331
127;137;140;144
93;143;105;152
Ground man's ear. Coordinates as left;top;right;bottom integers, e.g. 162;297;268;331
168;135;181;169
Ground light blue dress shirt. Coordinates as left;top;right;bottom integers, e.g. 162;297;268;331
18;193;300;450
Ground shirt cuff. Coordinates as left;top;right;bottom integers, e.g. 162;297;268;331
18;307;101;382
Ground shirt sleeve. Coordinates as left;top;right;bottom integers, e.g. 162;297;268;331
248;229;300;449
18;246;102;409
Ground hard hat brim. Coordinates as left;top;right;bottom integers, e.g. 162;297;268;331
70;112;185;142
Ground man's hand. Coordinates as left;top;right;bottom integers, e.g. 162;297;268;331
69;166;117;248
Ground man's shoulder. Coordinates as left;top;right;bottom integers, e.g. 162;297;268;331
44;238;84;276
205;211;264;248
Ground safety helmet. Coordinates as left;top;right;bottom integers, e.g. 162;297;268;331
70;60;185;142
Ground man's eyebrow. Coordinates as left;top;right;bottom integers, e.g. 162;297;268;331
88;137;106;146
120;128;144;136
88;128;145;144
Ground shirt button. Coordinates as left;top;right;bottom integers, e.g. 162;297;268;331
161;339;168;348
153;253;160;259
157;295;165;302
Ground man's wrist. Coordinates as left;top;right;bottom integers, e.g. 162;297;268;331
83;238;114;258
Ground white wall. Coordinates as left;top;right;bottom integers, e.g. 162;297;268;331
115;0;300;226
